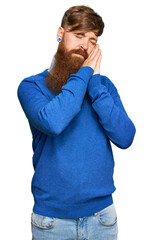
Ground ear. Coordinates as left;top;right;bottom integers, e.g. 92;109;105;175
57;27;64;41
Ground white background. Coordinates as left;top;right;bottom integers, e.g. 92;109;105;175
1;0;153;239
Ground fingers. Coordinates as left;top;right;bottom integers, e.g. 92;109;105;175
93;51;102;75
93;47;102;64
90;45;102;62
97;52;102;67
89;44;100;58
81;44;102;70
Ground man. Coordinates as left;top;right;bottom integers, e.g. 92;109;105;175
17;5;136;240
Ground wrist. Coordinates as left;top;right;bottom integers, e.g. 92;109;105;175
93;72;100;76
93;69;100;75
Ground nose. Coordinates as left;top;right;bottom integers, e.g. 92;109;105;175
80;39;89;51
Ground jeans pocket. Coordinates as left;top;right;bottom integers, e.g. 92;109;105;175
96;204;117;227
31;212;56;230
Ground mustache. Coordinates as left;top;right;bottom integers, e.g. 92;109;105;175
68;48;88;60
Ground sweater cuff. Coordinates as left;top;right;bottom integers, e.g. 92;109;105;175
88;74;101;92
77;66;94;82
88;74;108;103
69;66;94;84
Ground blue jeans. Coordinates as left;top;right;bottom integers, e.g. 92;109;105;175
31;203;118;240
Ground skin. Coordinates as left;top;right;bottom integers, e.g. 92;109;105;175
57;26;102;75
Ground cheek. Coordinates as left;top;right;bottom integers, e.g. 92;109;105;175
63;37;78;51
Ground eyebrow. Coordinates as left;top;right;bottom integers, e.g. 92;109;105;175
74;32;97;42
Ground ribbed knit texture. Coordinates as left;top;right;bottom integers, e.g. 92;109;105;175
17;65;136;218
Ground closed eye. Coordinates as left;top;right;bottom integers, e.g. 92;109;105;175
74;33;97;45
75;34;82;39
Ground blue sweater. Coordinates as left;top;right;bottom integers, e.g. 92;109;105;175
17;61;136;218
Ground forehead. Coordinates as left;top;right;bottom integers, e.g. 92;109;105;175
67;29;98;41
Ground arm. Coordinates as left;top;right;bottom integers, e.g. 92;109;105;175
87;74;136;149
17;66;93;136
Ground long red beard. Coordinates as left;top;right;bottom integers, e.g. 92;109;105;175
45;40;89;97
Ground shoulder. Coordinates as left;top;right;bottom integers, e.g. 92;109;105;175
17;69;48;92
19;69;48;85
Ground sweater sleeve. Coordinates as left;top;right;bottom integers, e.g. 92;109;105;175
87;74;136;149
17;66;94;136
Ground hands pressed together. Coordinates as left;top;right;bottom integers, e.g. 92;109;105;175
82;44;102;75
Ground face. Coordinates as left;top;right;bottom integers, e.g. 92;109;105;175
57;26;98;60
46;27;98;96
